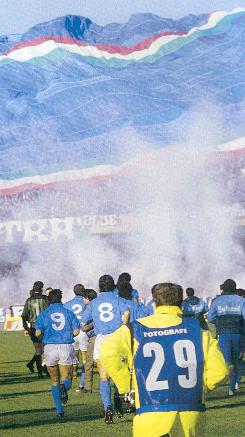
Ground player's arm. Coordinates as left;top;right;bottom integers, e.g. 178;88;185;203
35;329;42;338
207;301;217;323
122;310;130;324
35;314;44;338
21;300;30;332
203;331;229;391
100;324;133;394
72;313;81;337
73;328;80;337
80;302;92;324
203;300;209;313
241;301;245;322
119;299;130;324
81;321;94;332
182;301;192;316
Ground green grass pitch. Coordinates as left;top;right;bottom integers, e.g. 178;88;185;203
0;332;245;437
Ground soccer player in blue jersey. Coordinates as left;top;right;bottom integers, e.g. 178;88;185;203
117;272;140;301
118;282;148;321
208;278;245;396
80;274;130;424
35;289;80;417
64;284;88;386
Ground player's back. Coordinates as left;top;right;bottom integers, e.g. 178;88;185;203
35;303;79;344
89;292;128;335
64;295;85;321
183;296;207;314
208;293;245;334
132;317;205;413
145;299;155;316
22;294;49;325
125;300;148;322
183;296;208;329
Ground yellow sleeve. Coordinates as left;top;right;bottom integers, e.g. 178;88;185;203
100;325;133;394
202;331;229;391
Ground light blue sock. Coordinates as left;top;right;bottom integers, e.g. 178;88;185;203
79;364;85;387
51;385;63;414
62;379;72;391
100;380;111;410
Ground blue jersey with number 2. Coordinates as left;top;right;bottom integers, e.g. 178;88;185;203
64;296;85;320
35;303;80;344
132;318;204;414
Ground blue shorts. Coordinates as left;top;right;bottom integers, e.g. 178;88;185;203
218;333;241;365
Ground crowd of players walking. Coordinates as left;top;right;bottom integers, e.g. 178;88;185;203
21;275;245;437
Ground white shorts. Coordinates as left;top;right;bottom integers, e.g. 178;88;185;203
73;331;89;352
44;344;76;366
93;333;111;360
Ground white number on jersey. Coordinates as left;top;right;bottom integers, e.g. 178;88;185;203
174;339;197;388
143;339;197;391
51;312;66;331
143;342;169;391
71;304;83;320
33;302;40;317
98;303;114;322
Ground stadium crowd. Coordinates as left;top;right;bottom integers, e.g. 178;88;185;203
21;275;245;437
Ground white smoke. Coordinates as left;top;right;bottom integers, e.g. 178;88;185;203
0;104;244;307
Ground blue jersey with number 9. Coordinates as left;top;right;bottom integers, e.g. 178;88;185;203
132;318;204;414
35;303;80;344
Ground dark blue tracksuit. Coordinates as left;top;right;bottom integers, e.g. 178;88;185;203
208;293;245;390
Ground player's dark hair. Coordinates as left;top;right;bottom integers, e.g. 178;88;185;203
74;284;85;296
118;282;132;300
220;278;236;293
33;281;44;293
152;283;183;307
186;287;195;297
48;289;62;304
99;275;115;292
117;272;131;285
84;289;97;301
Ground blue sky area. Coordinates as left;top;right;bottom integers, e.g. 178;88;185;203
0;0;244;35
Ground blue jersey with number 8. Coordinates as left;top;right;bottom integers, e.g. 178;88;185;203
35;303;80;344
132;318;204;414
80;292;128;335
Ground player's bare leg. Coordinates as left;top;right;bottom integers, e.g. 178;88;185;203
47;365;64;416
77;350;86;391
73;350;79;377
97;359;113;424
59;364;73;404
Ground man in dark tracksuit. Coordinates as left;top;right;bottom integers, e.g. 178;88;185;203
208;279;245;395
182;288;209;330
22;281;49;377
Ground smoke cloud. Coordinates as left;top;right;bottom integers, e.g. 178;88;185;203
0;103;244;307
